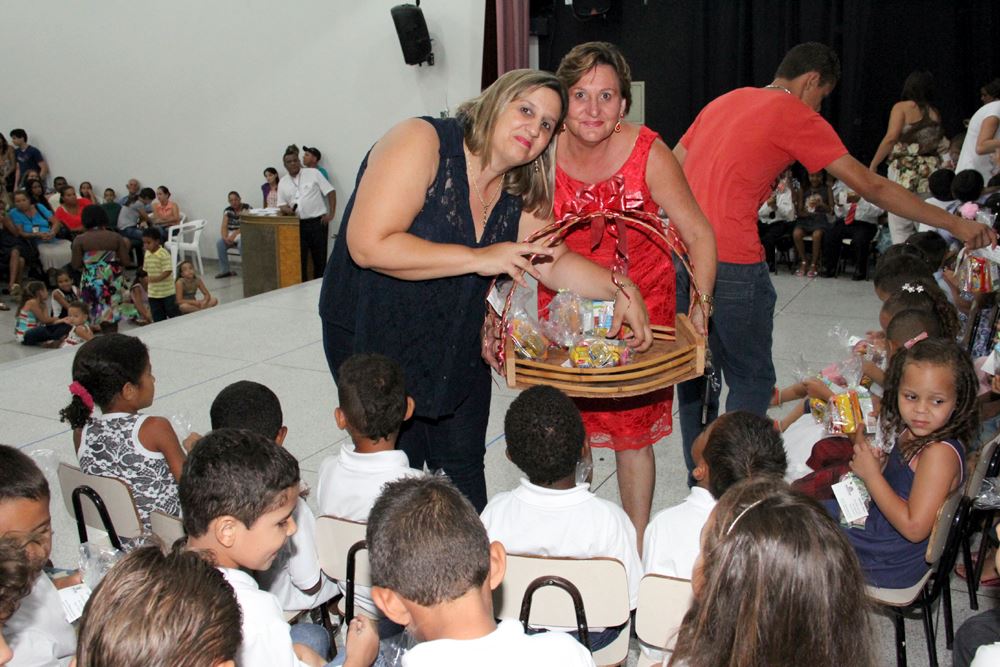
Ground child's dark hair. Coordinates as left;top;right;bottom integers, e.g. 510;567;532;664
880;277;958;339
367;476;489;607
139;187;156;200
132;269;148;288
141;227;160;242
886;309;943;346
880;338;978;462
904;231;948;270
0;536;34;624
18;280;46;310
177;260;195;275
210;381;283;441
670;477;875;667
179;428;300;538
927;169;956;202
337;353;408;441
702;411;787;499
504;385;584;485
952;169;985;203
55;268;72;283
75;546;242;667
67;300;87;314
60;334;149;428
873;251;933;297
0;444;50;502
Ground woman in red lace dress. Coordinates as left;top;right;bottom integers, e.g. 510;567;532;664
542;43;716;545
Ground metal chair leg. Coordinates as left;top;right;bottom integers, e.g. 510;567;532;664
964;530;979;610
943;583;954;649
894;610;907;667
921;597;937;667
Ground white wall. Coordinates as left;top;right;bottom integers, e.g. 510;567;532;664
0;0;485;257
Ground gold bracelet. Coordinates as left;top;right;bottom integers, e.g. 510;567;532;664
613;275;637;301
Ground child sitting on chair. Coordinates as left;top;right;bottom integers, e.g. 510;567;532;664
351;475;595;666
208;381;338;615
480;385;640;651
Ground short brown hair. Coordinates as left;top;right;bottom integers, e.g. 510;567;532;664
75;546;242;667
0;536;34;624
556;41;633;113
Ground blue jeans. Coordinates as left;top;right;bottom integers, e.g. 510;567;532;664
290;622;331;662
216;235;241;274
676;260;777;480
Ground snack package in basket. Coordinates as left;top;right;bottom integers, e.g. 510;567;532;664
507;290;550;361
568;337;631;368
957;250;999;294
543;290;584;347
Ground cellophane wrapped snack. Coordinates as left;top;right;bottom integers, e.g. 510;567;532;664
507;290;550;361
542;290;584;348
957;250;999;294
539;290;634;368
568;338;631;368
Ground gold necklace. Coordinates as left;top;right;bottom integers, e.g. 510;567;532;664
465;149;504;226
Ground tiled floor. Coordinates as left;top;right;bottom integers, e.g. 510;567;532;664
1;260;996;665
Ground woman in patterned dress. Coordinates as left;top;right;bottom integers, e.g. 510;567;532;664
71;205;130;333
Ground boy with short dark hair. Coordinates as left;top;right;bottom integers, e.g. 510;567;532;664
365;476;594;666
480;386;641;648
142;227;178;322
181;428;325;667
0;444;76;666
643;411;787;580
208;380;338;614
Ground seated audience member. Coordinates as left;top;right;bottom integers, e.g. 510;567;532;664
917;169;960;235
25;178;48;210
317;353;421;618
792;169;833;277
757;168;798;273
8;190;72;282
362;476;596;666
78;181;98;205
0;536;35;664
116;178;141;206
821;179;884;280
0;211;29;304
120;269;152;325
175;260;219;314
216;191;250;278
954;169;986;212
74;546;242;667
480;385;640;650
117;187;155;252
644;411;787;580
150;185;181;240
45;177;68;213
99;188;122;234
181;429;330;667
302;147;330;181
10;129;47;188
904;230;958;305
15;281;71;347
879;275;959;339
53;185;92;237
669;477;876;667
873;248;935;301
142;227;180;321
207;380;338;613
262;167;280;208
0;445;77;665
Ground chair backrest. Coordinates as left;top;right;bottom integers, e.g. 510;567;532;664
925;487;964;564
166;219;206;245
635;574;693;652
315;515;370;583
966;433;1000;500
494;554;630;630
149;511;185;548
57;463;143;543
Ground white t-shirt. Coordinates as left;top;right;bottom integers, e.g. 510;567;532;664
972;642;1000;666
480;479;641;609
401;619;595;667
642;486;715;580
277;167;334;220
317;445;421;521
832;180;884;223
219;567;308;667
957;100;1000;182
6;574;76;667
254;498;339;612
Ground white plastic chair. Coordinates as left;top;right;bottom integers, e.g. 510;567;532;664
149;510;185;549
635;575;693;667
165;218;206;278
494;554;631;667
315;515;371;622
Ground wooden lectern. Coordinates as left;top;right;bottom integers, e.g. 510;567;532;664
240;214;301;298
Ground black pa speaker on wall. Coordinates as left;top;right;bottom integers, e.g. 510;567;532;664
391;3;434;66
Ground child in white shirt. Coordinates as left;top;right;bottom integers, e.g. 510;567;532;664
480;385;640;651
316;354;423;619
208;381;338;614
0;445;77;667
916;169;959;243
351;475;594;667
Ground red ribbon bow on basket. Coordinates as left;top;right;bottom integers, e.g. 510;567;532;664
486;181;702;369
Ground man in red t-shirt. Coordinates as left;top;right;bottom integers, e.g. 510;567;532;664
671;42;996;477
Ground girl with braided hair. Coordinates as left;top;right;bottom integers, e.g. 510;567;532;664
878;276;959;340
59;334;183;548
826;337;978;587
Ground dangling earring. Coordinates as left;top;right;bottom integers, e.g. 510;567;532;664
614;115;623;133
560;122;567;133
533;159;540;174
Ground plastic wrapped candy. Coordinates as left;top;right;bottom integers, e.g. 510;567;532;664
543;290;584;347
957;250;999;294
507;290;550;361
974;477;1000;510
568;338;631;368
827;391;862;435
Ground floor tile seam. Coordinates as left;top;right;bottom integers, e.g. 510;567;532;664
0;408;65;423
152;360;259;400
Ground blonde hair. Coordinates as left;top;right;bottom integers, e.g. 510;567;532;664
456;69;567;217
556;41;633;113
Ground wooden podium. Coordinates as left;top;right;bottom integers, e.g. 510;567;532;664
240;214;301;298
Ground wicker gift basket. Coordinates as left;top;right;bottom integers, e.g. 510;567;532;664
491;178;706;398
